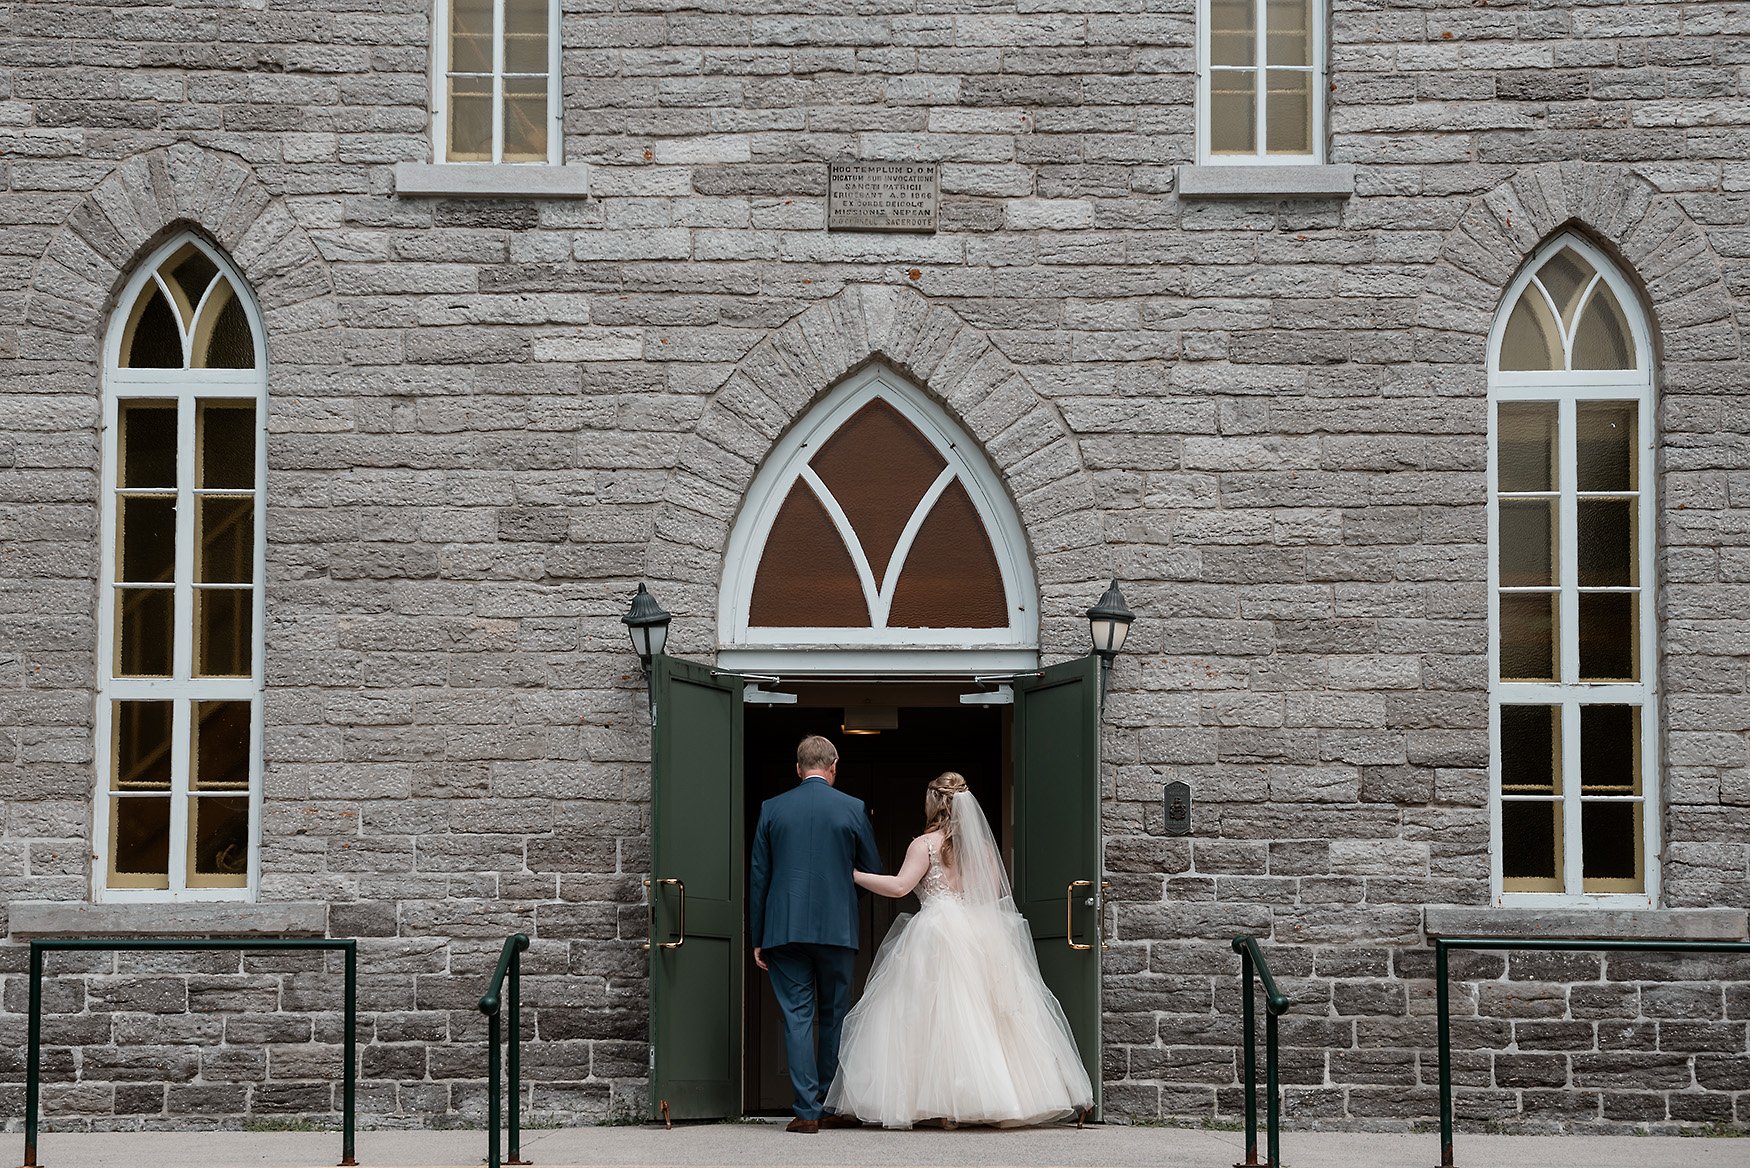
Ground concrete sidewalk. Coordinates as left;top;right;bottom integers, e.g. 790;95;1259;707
12;1124;1747;1168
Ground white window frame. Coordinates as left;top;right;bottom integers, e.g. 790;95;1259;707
431;0;564;166
1486;232;1660;909
94;234;268;903
718;365;1040;677
1196;0;1326;165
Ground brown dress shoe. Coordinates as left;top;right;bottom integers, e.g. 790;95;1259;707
820;1113;862;1129
785;1118;820;1133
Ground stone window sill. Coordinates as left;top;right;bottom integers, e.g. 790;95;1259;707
394;162;590;199
8;901;328;937
1423;906;1748;943
1176;163;1355;200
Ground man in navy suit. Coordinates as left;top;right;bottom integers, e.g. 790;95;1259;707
749;735;884;1132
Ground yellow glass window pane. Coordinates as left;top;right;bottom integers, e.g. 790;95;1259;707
122;284;184;369
109;796;171;889
120;401;177;489
198;496;254;584
1501;800;1562;886
188;796;251;888
505;0;549;73
1499;592;1558;681
113;700;173;790
1576;403;1635;492
192;282;257;370
1576;499;1634;587
1579;704;1639;795
1499;291;1562;371
448;78;493;161
450;0;494;72
1496;402;1556;493
198;401;257;491
1578;591;1636;681
1264;70;1312;154
1209;69;1257;154
1500;705;1561;795
116;587;174;677
1498;499;1555;587
1265;0;1311;65
1209;0;1256;66
197;588;254;677
118;494;176;583
194;701;253;791
1580;801;1641;891
1536;248;1595;330
503;76;549;161
1572;280;1635;370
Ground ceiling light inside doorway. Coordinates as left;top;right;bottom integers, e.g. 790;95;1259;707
841;706;898;735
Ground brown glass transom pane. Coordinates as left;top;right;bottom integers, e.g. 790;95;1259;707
886;480;1008;628
749;482;870;627
808;400;947;582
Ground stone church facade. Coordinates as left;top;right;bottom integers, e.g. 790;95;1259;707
3;0;1748;1137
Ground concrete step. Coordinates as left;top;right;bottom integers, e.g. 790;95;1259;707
14;1124;1747;1168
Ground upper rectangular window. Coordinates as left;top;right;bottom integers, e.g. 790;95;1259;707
99;236;266;902
1198;0;1324;164
1488;235;1658;907
434;0;562;165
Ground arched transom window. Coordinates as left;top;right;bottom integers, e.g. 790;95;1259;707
721;366;1037;673
97;235;266;901
1488;232;1657;905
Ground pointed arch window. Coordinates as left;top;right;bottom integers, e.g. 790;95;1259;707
97;235;266;901
721;367;1037;672
1488;234;1658;906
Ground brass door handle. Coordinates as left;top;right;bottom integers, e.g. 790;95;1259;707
1066;879;1095;951
645;877;685;950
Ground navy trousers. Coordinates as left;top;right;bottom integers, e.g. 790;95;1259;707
764;943;856;1120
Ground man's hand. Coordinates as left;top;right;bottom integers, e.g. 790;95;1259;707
754;946;767;971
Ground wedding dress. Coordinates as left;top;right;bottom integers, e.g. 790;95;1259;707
824;792;1094;1128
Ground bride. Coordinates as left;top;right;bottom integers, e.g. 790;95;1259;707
825;772;1093;1129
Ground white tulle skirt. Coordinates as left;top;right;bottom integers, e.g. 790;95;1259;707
824;894;1094;1129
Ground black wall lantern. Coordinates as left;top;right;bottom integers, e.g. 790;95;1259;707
1086;578;1134;697
622;582;672;668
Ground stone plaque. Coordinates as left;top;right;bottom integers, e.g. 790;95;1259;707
827;162;939;233
1164;780;1191;837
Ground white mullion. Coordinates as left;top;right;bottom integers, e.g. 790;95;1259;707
1253;0;1267;156
1555;396;1581;893
171;388;198;893
433;0;449;162
247;374;268;899
547;0;562;163
1636;390;1661;901
1559;696;1582;895
491;0;506;164
799;467;883;625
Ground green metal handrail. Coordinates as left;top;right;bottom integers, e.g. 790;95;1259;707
480;933;531;1168
20;937;358;1167
1231;935;1292;1168
1432;936;1750;1166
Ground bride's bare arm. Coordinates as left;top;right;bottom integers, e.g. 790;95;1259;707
854;835;932;898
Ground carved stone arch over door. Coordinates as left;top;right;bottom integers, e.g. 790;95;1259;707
647;285;1105;663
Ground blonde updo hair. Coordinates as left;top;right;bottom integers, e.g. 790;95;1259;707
923;772;970;871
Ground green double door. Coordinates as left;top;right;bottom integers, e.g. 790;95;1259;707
646;653;1103;1121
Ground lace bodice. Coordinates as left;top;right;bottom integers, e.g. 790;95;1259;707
916;838;958;903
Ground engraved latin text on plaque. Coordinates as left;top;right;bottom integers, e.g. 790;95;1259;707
827;162;939;233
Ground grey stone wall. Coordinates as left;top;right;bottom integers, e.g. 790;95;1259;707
2;0;1748;1136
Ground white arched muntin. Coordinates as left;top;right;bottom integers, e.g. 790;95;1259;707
95;231;267;902
1485;230;1659;908
719;364;1040;676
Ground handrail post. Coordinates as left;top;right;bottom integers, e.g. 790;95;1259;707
341;942;357;1166
507;944;525;1165
1436;940;1453;1168
487;1008;502;1168
23;942;43;1168
1236;944;1258;1167
1264;1007;1280;1168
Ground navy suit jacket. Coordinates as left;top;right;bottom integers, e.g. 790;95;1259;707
749;775;884;951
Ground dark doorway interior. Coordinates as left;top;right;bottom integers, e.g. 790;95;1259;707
741;695;1006;1114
